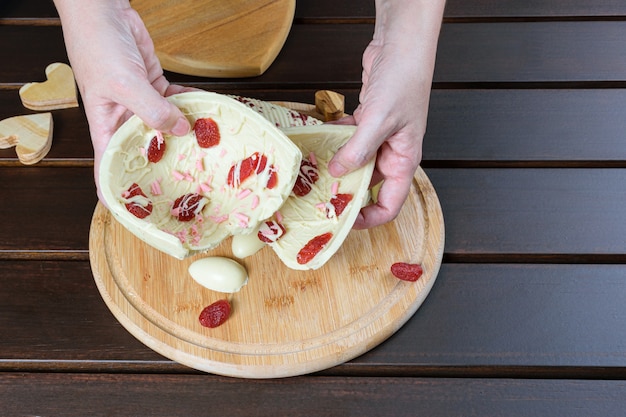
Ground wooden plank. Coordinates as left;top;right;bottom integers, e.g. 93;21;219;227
2;167;626;256
444;0;626;19
427;168;626;257
5;0;626;20
0;260;164;363
3;373;626;416
0;1;58;19
424;89;626;162
7;23;626;86
3;263;626;371
5;88;626;164
0;167;97;252
435;21;626;83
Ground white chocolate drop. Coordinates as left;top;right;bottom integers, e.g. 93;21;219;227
188;257;248;293
232;229;266;258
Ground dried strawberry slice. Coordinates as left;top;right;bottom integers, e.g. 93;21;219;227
329;193;353;217
266;165;278;189
227;152;271;188
199;299;231;328
292;158;319;197
194;117;220;148
146;133;166;163
391;262;423;282
123;183;152;219
297;232;333;265
171;193;204;222
258;220;286;243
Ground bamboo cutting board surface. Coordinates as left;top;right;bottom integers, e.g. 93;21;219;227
89;167;444;378
130;0;295;77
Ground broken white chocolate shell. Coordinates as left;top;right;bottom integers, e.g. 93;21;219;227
265;124;375;270
99;91;302;259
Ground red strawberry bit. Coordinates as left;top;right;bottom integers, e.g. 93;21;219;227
199;299;231;328
297;232;333;265
123;183;152;219
194;117;220;148
258;220;286;243
391;262;424;282
266;165;278;189
146;133;166;163
227;152;269;187
329;193;353;217
171;193;204;222
292;158;319;197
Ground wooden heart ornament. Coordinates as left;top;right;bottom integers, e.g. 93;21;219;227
0;113;53;165
19;63;78;111
131;0;295;77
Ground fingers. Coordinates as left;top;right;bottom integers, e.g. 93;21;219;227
113;79;190;136
328;109;387;177
353;173;413;229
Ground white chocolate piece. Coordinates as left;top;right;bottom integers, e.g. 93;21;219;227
99;91;302;259
227;95;322;128
188;257;248;293
267;125;375;270
232;227;266;258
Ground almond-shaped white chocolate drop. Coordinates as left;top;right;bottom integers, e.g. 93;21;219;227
188;257;248;293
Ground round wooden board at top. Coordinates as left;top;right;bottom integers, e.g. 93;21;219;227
89;167;444;378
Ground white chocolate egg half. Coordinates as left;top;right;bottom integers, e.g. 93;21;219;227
188;256;248;293
267;124;375;270
99;91;302;260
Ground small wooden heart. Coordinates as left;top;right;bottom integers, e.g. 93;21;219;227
19;63;78;111
0;113;53;165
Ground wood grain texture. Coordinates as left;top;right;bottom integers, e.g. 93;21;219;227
89;168;444;377
8;23;626;86
4;373;626;417
6;0;626;20
3;262;626;372
132;0;295;77
427;168;626;256
3;167;626;258
7;88;626;164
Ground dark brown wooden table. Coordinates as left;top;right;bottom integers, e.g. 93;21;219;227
2;1;626;415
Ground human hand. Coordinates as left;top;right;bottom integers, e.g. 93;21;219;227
55;0;194;201
327;0;444;229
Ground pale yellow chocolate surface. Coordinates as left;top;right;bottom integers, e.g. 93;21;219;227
99;91;302;259
267;125;375;270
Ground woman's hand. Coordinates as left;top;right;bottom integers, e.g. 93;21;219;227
54;0;194;200
328;0;445;229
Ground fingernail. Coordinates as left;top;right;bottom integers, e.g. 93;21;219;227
172;117;190;136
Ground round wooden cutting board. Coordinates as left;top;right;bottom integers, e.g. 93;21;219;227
89;166;444;378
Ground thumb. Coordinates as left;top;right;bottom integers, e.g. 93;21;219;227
121;80;190;136
327;110;386;177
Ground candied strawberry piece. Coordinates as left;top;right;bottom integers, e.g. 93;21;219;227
297;232;333;265
292;158;319;197
329;193;353;217
123;183;152;219
227;152;269;187
199;299;231;328
194;117;220;148
171;193;204;222
258;220;286;243
391;262;424;282
266;165;278;189
146;133;166;163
